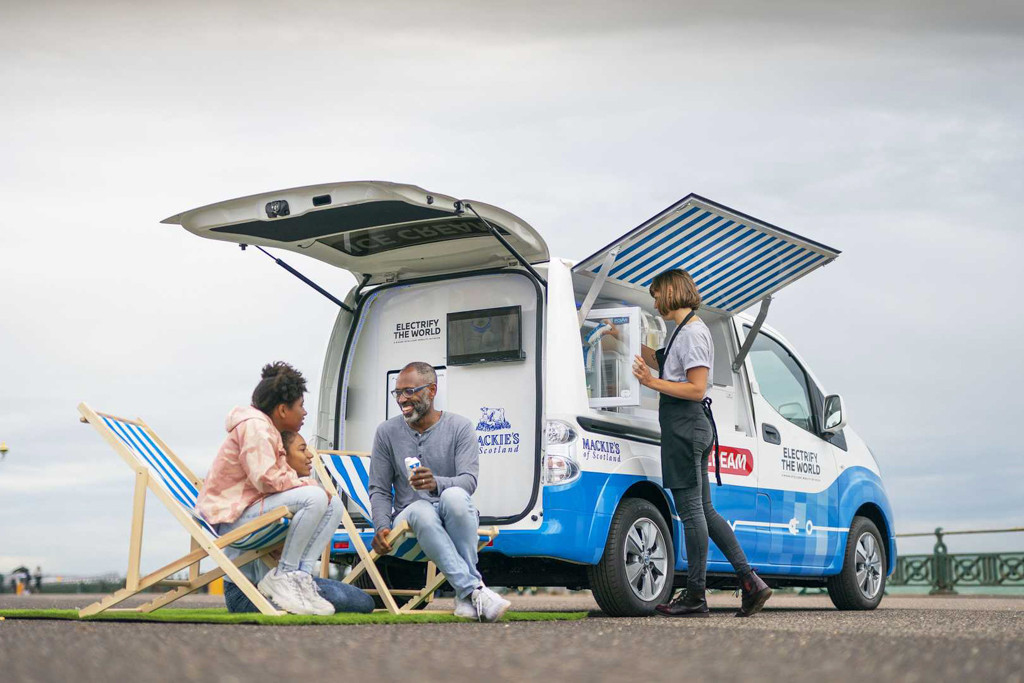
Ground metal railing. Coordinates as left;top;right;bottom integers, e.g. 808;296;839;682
889;526;1024;594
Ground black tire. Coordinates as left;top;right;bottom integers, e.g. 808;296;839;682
588;497;675;617
827;516;887;610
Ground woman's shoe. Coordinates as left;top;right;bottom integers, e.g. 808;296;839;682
736;571;772;617
655;589;710;617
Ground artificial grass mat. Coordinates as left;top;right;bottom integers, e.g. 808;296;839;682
0;608;588;626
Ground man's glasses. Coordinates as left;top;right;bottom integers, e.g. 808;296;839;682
390;384;433;399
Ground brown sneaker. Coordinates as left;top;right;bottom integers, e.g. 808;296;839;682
736;571;772;617
655;590;710;617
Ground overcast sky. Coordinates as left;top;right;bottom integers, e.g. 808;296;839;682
2;1;1022;577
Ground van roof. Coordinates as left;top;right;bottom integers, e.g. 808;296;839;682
573;194;840;314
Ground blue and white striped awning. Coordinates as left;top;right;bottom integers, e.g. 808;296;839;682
573;194;840;314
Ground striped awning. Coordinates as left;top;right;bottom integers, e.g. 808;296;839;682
573;194;840;314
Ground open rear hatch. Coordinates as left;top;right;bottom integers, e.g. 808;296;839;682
163;181;549;284
574;194;840;314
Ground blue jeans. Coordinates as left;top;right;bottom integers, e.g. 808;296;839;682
393;487;482;599
224;577;374;613
217;485;344;574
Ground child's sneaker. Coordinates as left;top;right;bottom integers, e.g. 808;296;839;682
257;568;314;615
292;571;335;616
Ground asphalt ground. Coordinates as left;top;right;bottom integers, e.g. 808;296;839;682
1;592;1021;683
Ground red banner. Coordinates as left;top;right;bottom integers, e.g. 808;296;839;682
708;445;754;477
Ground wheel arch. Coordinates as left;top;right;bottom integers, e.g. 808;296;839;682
835;468;897;576
589;480;676;565
854;503;893;574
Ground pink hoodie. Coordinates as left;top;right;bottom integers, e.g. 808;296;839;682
196;406;311;525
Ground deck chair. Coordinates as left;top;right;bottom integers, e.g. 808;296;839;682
311;447;498;614
77;402;294;617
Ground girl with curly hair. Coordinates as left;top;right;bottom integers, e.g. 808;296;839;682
197;362;345;615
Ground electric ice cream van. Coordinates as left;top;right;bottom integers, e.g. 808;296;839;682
166;181;896;615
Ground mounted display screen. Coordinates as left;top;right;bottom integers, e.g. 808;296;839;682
447;306;525;365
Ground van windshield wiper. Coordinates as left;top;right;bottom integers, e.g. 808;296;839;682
245;244;354;314
461;201;547;287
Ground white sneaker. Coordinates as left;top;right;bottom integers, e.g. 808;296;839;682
291;571;335;616
257;568;315;615
471;586;511;623
454;592;478;619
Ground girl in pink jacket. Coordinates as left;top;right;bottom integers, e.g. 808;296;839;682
197;362;343;615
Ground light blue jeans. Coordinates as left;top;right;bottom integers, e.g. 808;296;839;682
218;485;344;575
393;487;482;599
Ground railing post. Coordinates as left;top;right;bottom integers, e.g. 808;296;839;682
930;527;957;595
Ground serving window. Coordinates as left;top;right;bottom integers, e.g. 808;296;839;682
582;307;641;408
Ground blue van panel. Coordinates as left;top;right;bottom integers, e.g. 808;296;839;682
329;466;895;579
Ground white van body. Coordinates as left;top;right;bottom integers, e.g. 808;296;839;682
168;182;896;614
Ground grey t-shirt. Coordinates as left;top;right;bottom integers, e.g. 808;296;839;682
368;411;479;532
660;317;714;395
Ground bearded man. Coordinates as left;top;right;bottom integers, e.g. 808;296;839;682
367;361;511;622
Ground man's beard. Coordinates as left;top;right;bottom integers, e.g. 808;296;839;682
402;395;432;424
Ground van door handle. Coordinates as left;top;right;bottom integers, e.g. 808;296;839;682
762;423;781;445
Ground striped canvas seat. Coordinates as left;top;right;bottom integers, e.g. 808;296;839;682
78;403;294;617
312;447;498;614
322;452;428;562
100;415;289;551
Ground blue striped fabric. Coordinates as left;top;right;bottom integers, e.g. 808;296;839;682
102;416;288;550
324;452;431;561
324;453;373;519
574;195;839;314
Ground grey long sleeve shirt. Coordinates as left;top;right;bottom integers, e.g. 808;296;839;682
368;411;479;532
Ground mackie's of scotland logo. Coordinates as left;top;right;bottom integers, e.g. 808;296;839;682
476;407;520;455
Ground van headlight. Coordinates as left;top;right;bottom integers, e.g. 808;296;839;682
543;419;581;486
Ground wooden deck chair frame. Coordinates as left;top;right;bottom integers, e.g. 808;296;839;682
77;402;292;617
311;447;498;614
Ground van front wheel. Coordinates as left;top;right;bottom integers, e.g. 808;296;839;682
588;498;675;617
827;516;887;610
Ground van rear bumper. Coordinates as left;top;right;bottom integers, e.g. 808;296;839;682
328;504;606;566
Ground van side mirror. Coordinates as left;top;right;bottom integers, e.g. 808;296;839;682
822;394;847;434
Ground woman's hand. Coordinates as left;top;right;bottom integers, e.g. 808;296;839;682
632;355;654;387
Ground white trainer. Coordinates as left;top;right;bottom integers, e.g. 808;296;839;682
292;571;335;616
454;592;478;619
471;586;511;623
257;568;316;615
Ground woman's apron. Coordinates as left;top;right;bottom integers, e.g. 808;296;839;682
656;311;722;489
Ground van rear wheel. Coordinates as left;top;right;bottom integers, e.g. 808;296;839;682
827;516;886;610
588;498;674;617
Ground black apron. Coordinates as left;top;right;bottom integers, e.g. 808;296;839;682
656;311;722;489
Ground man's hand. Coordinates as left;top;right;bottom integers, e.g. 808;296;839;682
410;466;437;493
372;527;392;555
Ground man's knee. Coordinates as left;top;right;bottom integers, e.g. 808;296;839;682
438;487;475;517
404;500;442;531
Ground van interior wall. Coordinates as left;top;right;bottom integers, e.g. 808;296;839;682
341;272;539;520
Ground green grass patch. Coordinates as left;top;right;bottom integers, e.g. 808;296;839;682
0;608;587;626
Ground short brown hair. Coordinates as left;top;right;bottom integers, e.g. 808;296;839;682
649;269;701;315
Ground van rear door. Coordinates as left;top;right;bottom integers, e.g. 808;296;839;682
163;181;549;284
573;194;839;313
